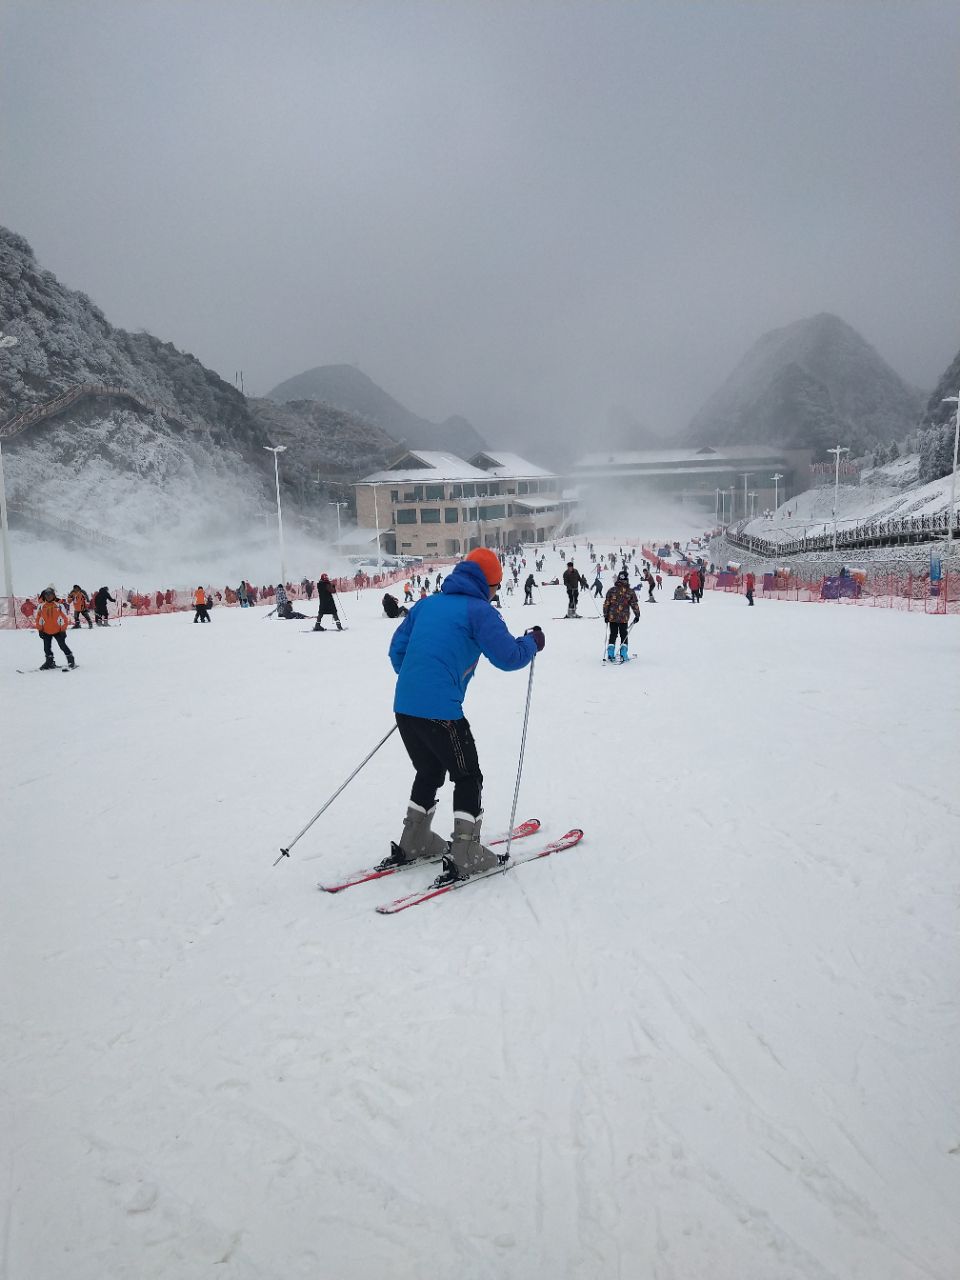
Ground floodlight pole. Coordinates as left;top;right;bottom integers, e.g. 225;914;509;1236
771;472;783;513
740;473;751;521
827;444;849;553
329;500;347;549
264;445;287;584
0;332;19;611
942;395;960;553
370;484;385;571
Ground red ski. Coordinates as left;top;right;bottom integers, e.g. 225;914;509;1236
375;828;584;915
317;819;541;893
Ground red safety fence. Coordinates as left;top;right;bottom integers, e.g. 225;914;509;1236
0;560;462;629
712;570;959;615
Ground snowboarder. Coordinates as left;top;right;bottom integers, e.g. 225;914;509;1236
745;571;756;606
35;587;75;668
193;587;211;623
93;586;115;625
603;569;640;662
67;585;93;628
385;547;544;883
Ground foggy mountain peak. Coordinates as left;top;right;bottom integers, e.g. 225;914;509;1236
267;364;485;458
686;313;922;456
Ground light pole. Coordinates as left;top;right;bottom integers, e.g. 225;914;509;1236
827;444;849;553
771;472;783;513
942;395;960;553
372;485;383;570
329;500;347;550
0;332;19;611
715;487;721;524
263;445;287;584
740;473;751;521
748;491;757;519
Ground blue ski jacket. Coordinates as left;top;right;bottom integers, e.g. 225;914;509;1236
389;560;537;720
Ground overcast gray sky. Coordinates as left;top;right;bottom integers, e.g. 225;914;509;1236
3;0;958;452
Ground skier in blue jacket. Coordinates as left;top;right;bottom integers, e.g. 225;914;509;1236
383;547;545;883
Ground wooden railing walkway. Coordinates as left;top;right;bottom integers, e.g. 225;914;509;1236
0;383;193;440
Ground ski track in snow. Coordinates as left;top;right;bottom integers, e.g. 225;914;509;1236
2;550;959;1280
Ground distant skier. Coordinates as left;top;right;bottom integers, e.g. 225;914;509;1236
562;561;588;618
523;573;536;605
745;571;756;606
603;569;640;662
592;570;603;597
35;587;75;669
313;573;342;630
688;567;702;604
193;587;211;623
384;548;543;884
93;586;115;626
641;567;657;603
67;585;93;629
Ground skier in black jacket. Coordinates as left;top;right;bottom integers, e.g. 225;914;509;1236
313;574;343;630
93;586;115;626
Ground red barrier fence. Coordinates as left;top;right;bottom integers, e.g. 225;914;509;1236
0;560;461;629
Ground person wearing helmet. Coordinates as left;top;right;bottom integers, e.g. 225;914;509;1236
603;569;640;662
385;547;545;883
313;573;342;631
35;586;75;669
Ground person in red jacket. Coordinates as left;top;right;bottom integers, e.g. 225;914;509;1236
745;571;756;606
688;567;702;604
35;587;75;669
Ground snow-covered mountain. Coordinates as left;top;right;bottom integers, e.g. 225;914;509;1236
0;228;399;557
267;364;485;458
687;313;922;456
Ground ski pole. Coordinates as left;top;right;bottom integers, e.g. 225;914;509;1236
503;656;536;864
274;723;399;865
263;605;277;619
335;591;348;626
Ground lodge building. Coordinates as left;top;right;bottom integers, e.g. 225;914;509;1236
354;450;572;557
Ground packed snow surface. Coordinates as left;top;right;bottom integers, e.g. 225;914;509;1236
2;550;958;1279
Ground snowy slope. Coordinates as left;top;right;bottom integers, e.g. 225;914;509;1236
2;551;957;1279
743;453;958;542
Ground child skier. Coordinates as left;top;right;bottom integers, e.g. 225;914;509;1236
603;569;640;662
35;587;75;669
385;548;544;883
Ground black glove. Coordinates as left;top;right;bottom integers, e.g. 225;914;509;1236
525;626;545;653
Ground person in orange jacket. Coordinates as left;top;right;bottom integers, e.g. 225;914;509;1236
193;586;210;623
35;586;75;669
67;585;93;628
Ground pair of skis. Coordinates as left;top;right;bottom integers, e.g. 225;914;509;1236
17;664;76;674
318;819;584;914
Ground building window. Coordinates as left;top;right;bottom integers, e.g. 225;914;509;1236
518;481;529;494
420;509;441;524
425;484;444;501
396;509;417;525
402;485;424;502
444;508;459;523
468;506;479;521
480;504;505;520
426;542;437;548
390;490;399;503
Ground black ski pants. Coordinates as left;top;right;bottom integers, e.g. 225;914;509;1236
194;605;210;622
396;712;483;817
41;632;73;663
73;609;92;628
607;621;629;644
